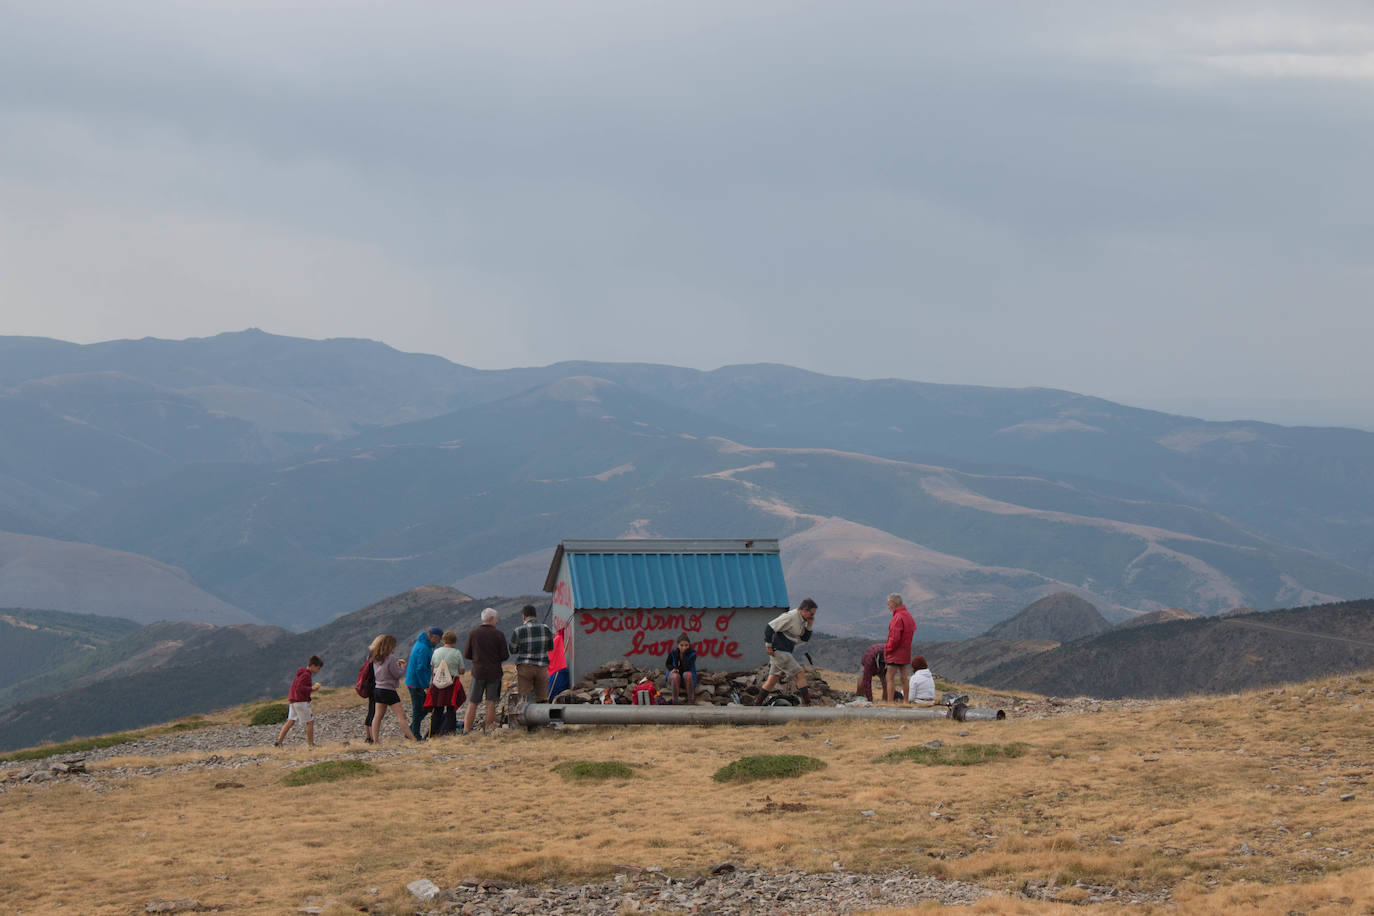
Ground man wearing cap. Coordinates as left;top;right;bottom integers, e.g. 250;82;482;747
405;626;443;740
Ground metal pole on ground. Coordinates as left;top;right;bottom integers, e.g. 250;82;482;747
517;702;1005;728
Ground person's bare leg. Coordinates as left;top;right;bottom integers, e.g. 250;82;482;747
685;672;696;704
464;702;477;734
483;700;497;732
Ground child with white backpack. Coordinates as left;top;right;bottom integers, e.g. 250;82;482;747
424;631;467;737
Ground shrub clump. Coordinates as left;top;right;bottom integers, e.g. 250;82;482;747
880;742;1029;766
713;754;827;783
250;704;289;726
162;716;212;734
553;760;636;781
282;759;377;786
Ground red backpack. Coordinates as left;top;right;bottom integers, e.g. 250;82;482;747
355;655;376;698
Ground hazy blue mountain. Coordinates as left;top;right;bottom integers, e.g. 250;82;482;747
0;607;142;695
5;330;1374;638
973;599;1374;698
0;330;479;428
982;592;1111;642
0;532;262;625
65;374;1374;637
0;586;505;752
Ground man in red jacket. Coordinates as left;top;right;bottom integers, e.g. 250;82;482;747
883;594;916;703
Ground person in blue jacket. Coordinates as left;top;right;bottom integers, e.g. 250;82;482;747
405;627;442;739
664;633;698;705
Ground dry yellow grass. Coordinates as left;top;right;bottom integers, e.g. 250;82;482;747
1;673;1371;914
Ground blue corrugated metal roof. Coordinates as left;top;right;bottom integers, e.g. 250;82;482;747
567;551;790;610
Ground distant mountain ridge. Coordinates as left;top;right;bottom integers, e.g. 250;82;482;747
983;592;1111;642
4;587;1372;752
4;330;1374;637
0;586;493;751
0;532;260;625
972;599;1374;699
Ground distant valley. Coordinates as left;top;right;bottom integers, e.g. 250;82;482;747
4;330;1374;640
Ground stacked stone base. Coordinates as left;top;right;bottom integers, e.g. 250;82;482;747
554;659;844;706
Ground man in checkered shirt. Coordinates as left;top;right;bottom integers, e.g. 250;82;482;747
509;604;556;704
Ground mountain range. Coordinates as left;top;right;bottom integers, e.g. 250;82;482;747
0;587;496;751
4;329;1374;639
5;586;1372;753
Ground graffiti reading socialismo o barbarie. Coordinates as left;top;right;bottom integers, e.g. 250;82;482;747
578;609;743;660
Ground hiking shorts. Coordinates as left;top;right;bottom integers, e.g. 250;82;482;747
287;701;314;724
767;650;803;679
468;678;502;703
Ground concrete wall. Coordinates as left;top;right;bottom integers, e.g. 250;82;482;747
567;606;780;681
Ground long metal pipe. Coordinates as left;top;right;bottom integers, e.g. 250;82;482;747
518;703;1005;728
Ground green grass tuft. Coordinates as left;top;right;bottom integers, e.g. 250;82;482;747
160;716;213;734
282;759;377;786
553;760;637;781
250;703;289;726
879;742;1030;766
0;733;140;762
712;754;827;783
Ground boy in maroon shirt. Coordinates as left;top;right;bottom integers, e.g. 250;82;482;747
275;655;323;747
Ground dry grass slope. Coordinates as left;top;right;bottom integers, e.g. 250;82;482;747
1;674;1372;914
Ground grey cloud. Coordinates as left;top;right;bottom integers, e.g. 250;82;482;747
2;1;1373;420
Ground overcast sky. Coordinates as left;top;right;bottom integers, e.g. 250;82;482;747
3;2;1372;427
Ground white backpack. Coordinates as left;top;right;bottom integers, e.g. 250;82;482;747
431;658;454;689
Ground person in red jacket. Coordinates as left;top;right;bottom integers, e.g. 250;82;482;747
855;643;888;702
275;655;323;747
882;594;916;703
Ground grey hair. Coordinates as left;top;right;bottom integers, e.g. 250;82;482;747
481;607;498;624
887;593;902;606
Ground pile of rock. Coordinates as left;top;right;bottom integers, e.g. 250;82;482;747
1;756;89;788
553;659;848;706
412;863;993;913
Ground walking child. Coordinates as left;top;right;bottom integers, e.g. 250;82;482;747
276;655;323;747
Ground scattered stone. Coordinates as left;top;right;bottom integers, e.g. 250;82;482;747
760;801;808;813
407;878;441;902
860;810;876;817
144;900;200;914
438;866;992;911
1340;793;1356;802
